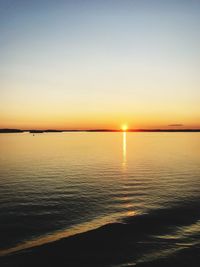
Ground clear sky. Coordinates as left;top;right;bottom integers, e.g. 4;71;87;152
1;0;200;129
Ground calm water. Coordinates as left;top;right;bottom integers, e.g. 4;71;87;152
0;132;200;265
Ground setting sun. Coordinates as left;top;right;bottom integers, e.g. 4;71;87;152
122;125;128;131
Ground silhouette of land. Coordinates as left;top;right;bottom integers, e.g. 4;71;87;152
0;128;200;133
0;129;24;133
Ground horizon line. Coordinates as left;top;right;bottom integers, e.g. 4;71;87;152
1;128;200;133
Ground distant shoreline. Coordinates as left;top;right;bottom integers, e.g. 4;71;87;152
0;128;200;133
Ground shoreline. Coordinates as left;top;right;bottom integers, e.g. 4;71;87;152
1;128;200;133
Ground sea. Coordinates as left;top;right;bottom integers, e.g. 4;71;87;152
0;132;200;266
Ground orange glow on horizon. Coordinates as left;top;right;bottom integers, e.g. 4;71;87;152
0;112;200;130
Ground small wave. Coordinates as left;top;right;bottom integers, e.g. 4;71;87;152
1;198;200;266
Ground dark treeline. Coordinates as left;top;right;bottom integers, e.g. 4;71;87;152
0;128;200;133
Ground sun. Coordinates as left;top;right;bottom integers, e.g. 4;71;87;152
121;124;128;131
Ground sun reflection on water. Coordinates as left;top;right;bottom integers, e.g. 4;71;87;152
122;131;127;167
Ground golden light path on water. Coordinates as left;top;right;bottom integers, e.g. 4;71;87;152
123;131;127;166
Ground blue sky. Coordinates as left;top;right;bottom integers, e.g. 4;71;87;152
0;0;200;129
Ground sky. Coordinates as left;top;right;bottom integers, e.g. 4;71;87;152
0;0;200;129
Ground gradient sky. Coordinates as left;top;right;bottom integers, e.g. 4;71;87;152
0;0;200;129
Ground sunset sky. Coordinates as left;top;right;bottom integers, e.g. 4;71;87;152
1;0;200;129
